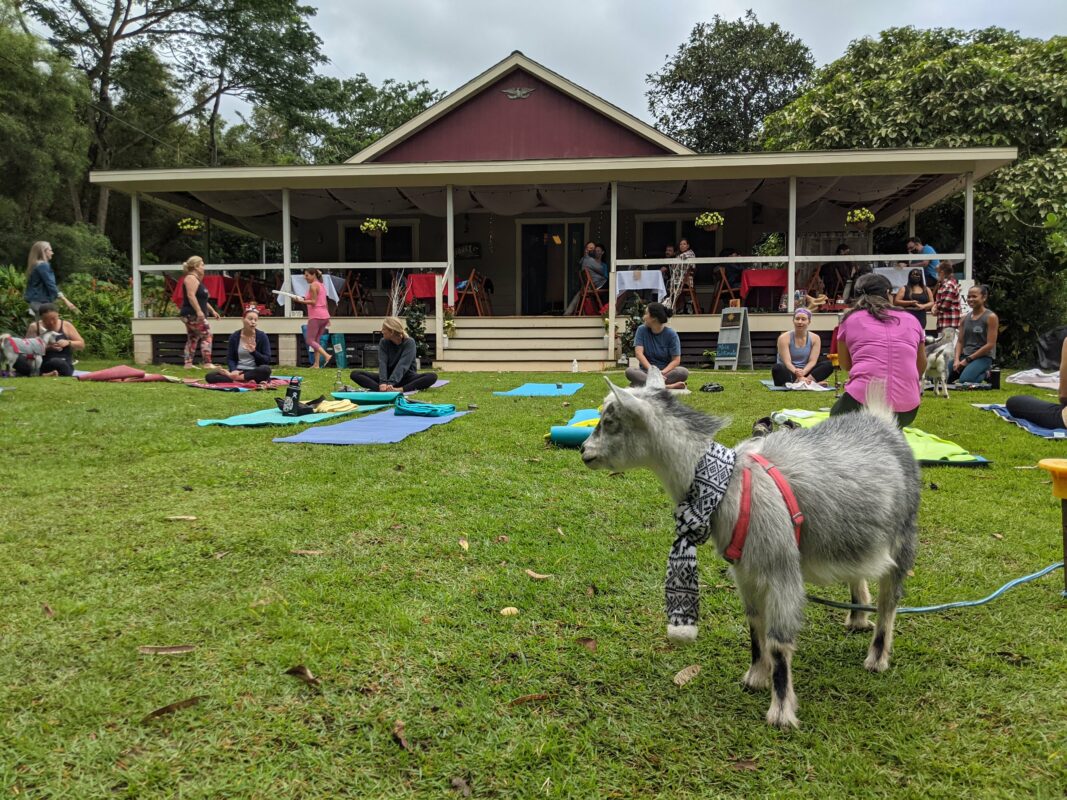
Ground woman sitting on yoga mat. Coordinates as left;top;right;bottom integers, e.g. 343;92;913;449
950;285;998;385
772;307;833;386
625;302;688;390
17;303;84;377
831;273;926;428
350;316;438;392
1006;336;1067;430
205;306;272;384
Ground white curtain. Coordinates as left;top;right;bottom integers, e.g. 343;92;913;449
331;188;413;215
537;183;608;214
680;179;761;209
750;178;838;209
269;189;349;219
821;175;919;204
470;186;541;216
401;187;478;217
191;190;278;217
617;181;684;210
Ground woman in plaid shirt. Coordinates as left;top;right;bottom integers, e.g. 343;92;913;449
934;263;961;333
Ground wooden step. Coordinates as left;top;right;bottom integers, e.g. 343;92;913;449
434;360;617;372
439;347;609;361
453;316;605;330
447;337;608;351
450;325;608;340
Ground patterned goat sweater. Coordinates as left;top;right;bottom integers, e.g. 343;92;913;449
666;441;736;628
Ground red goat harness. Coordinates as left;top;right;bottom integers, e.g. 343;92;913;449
724;453;804;564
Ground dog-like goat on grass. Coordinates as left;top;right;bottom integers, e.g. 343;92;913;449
580;368;920;729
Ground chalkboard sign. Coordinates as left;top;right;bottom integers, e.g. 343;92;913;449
455;241;481;260
715;306;753;370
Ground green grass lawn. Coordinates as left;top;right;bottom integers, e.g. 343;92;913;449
1;363;1065;798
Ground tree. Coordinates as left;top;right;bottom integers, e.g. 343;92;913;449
23;0;327;229
646;10;814;153
762;27;1067;362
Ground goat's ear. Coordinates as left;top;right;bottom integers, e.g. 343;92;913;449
605;378;643;415
645;365;666;390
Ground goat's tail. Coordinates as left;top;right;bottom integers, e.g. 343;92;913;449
862;380;896;426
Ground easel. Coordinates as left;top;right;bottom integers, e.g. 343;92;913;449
714;306;753;370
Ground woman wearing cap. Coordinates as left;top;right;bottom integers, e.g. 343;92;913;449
205;306;273;384
349;316;438;392
771;308;833;386
832;273;927;427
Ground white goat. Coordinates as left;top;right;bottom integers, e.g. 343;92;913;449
924;328;958;398
580;368;920;729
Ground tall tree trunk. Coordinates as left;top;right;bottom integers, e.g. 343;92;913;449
207;71;226;166
69;179;84;224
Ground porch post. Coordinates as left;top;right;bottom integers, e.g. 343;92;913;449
281;188;292;317
608;181;618;361
446;184;455;306
964;172;974;282
787;176;797;313
130;192;142;318
908;207;916;238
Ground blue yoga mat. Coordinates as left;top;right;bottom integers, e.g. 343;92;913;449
494;382;584;397
548;408;601;447
330;391;402;404
197;404;391;428
760;379;792;391
274;409;470;445
975;403;1067;439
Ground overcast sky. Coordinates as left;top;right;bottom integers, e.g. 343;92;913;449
309;0;1066;123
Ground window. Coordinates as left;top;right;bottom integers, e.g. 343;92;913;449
339;220;419;289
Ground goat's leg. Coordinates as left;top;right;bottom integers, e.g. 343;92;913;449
762;583;803;729
844;579;873;631
864;578;900;673
765;641;799;729
741;609;771;691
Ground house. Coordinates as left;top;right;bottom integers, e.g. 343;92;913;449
90;51;1015;369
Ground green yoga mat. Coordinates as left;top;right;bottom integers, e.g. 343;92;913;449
197;404;391;428
771;409;989;466
330;391;402;404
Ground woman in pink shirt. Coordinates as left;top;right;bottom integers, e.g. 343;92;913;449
833;273;927;427
293;268;332;368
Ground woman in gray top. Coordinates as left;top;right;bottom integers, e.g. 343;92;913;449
950;285;998;385
349;316;439;392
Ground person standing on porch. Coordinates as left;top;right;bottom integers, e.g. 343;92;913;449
292;267;332;368
349;316;438;392
625;302;688;390
933;262;961;334
665;239;696;310
906;236;940;286
179;255;221;369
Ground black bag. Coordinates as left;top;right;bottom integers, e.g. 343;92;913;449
1036;326;1067;370
281;377;304;416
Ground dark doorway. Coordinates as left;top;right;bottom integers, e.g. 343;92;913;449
520;221;585;315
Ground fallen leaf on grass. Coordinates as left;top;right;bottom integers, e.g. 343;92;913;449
165;515;197;522
213;551;229;559
290;549;323;556
392;719;411;751
41;603;55;618
1013;465;1038;470
995;650;1032;665
556;526;564;537
458;537;469;552
140;696;206;724
729;758;758;772
494;535;509;544
673;665;701;687
586;584;598;597
525;569;551;580
450;776;472;797
525;457;542;463
992;533;1004;540
284;665;321;687
509;693;549;707
576;637;597;652
138;645;196;655
249;598;272;608
500;607;519;616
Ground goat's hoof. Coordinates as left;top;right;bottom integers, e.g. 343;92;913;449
742;666;770;691
766;703;800;730
845;617;874;632
666;624;698;644
864;652;891;673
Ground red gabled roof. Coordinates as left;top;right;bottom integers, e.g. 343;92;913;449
347;52;692;164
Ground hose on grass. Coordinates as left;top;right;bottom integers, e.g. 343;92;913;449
806;561;1064;614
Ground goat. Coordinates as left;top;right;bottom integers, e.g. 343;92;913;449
924;328;957;398
580;367;920;729
1;331;60;376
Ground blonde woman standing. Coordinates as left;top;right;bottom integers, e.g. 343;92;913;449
349;316;438;392
179;255;221;368
25;241;79;315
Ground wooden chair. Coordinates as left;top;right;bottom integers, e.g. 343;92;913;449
675;265;702;314
710;267;741;314
455;269;493;316
340;271;376;316
221;273;255;315
572;269;607;316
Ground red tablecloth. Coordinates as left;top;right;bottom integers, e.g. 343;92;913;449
170;275;233;307
740;269;787;301
404;273;444;303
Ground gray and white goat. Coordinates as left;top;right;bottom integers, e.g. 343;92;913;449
924;327;958;398
580;368;920;729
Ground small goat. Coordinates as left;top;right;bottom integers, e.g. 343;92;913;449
1;331;60;376
924;328;958;398
580;368;920;729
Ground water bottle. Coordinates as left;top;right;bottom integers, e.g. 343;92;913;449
334;368;343;392
571;359;579;373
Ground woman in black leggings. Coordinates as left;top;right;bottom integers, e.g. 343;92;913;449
1006;336;1067;429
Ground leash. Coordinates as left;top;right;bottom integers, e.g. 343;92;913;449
806;561;1065;614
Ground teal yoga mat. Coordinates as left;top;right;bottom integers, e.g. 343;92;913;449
548;408;601;447
197;404;391;427
494;382;584;397
330;391;402;404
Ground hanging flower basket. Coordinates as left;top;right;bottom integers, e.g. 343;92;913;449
845;208;875;232
695;211;724;233
360;217;388;238
177;217;204;236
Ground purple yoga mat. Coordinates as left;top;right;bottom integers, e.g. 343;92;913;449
273;410;470;445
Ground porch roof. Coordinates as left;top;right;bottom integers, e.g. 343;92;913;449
91;146;1016;235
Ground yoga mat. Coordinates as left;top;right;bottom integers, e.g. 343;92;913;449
197;404;390;428
77;365;179;382
772;409;990;465
760;379;793;392
274;409;470;445
186;378;290;392
330;391;402;404
548;408;601;447
405;379;449;395
494;382;584;397
974;403;1067;439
